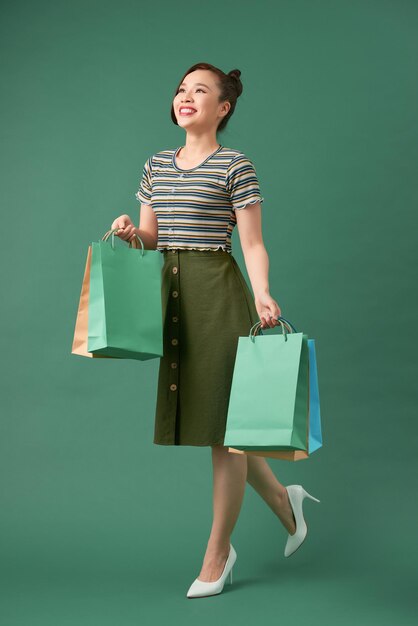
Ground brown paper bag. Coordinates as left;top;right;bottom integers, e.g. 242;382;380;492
71;234;141;358
71;245;117;358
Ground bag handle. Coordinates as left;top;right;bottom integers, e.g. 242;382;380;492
276;315;298;333
249;316;298;343
102;228;145;256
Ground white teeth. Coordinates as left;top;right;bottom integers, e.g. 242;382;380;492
180;109;196;113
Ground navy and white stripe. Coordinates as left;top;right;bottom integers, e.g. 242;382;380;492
135;145;264;253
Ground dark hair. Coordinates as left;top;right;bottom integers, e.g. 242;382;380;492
170;62;243;133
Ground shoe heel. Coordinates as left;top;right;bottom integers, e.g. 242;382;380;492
229;567;233;585
302;488;320;503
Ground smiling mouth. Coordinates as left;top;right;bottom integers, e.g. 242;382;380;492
179;109;197;116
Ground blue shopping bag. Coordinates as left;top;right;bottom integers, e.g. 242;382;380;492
307;337;323;454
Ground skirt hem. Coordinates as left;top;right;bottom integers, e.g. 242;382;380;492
153;440;227;447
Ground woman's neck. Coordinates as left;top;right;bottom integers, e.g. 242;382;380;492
178;135;220;161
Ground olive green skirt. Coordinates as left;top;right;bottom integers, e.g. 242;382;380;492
153;248;260;446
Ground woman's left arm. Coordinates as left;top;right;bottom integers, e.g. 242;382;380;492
235;202;282;329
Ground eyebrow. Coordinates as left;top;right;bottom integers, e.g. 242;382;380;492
179;82;211;90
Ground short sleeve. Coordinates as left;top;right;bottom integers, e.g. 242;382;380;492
135;156;153;204
226;154;264;210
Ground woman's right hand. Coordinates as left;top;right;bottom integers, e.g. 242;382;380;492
110;215;136;242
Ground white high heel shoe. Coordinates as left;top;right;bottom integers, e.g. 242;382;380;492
284;485;320;558
186;543;237;598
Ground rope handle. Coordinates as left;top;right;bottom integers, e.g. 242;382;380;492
102;228;145;256
249;316;299;343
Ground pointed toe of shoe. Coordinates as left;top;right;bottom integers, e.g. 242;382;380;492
186;577;225;598
284;525;307;558
186;580;196;598
186;578;208;598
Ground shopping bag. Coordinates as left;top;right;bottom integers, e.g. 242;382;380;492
224;317;309;452
307;337;323;454
71;244;120;358
86;229;163;360
277;317;322;455
226;317;323;461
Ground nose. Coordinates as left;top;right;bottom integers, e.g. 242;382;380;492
179;89;194;102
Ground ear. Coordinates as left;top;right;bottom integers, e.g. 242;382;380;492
221;101;231;117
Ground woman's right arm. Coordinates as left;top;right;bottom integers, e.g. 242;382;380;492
111;203;158;249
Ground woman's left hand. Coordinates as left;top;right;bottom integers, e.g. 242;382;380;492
254;293;282;329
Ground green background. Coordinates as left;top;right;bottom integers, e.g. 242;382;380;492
1;0;417;624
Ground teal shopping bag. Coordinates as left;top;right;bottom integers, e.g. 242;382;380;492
307;338;323;454
87;229;163;360
224;318;309;451
279;317;323;455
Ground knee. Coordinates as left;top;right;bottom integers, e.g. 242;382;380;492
211;445;247;465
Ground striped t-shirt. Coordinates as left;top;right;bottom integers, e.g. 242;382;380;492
134;144;264;253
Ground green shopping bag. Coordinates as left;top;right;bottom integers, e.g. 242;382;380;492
87;229;163;360
224;318;309;451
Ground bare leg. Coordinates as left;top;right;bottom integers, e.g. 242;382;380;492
197;445;247;582
246;455;296;535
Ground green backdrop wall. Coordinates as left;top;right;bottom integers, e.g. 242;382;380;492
1;0;417;624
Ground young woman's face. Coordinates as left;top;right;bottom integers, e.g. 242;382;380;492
173;70;230;133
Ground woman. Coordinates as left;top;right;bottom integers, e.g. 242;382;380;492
111;62;319;598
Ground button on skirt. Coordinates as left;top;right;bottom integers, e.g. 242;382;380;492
153;248;260;446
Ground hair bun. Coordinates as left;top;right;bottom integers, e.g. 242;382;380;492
228;69;243;96
228;69;241;81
